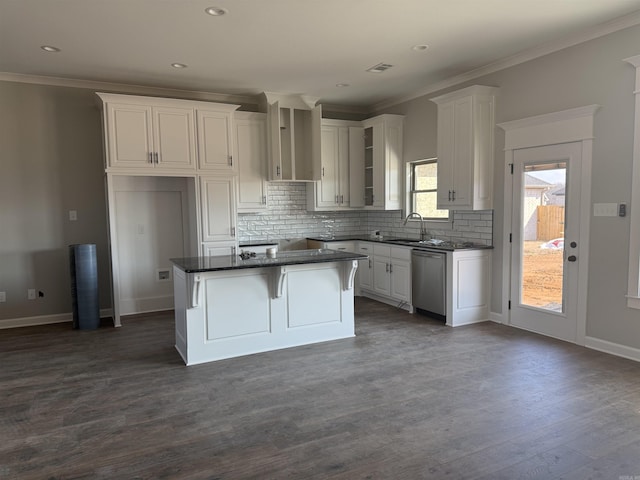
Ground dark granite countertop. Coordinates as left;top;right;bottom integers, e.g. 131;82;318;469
306;236;493;252
238;241;278;247
171;249;368;273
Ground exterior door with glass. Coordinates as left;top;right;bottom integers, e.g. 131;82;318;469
510;142;582;342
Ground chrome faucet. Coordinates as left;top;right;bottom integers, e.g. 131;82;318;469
404;212;428;241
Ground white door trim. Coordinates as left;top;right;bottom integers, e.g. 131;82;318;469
498;105;599;346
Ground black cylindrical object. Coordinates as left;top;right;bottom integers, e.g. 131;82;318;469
69;244;100;330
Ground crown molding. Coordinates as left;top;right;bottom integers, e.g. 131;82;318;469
372;9;640;112
0;72;259;106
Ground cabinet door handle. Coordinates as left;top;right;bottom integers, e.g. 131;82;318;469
276;165;281;176
322;167;325;177
229;155;233;166
149;152;153;164
368;259;372;268
340;195;344;204
389;263;393;273
385;263;389;273
154;152;159;164
452;190;456;201
231;227;236;237
335;195;339;204
448;190;452;201
262;195;267;205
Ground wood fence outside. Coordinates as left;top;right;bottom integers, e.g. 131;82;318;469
537;205;565;241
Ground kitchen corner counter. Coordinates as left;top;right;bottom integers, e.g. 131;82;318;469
171;249;367;273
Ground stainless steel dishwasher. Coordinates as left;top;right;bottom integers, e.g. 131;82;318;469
412;249;446;316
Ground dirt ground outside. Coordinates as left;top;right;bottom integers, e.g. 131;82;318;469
522;241;564;310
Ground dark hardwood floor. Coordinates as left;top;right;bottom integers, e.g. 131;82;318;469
2;297;640;479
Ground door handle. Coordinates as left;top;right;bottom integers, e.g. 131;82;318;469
567;255;577;262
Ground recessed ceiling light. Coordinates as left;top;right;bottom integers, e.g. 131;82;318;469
205;6;227;16
41;45;61;53
171;63;188;69
366;63;393;73
336;83;350;88
412;44;429;51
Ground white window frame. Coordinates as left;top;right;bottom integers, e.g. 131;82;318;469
405;158;452;225
624;55;640;309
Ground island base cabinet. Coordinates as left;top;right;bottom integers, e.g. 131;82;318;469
173;262;355;365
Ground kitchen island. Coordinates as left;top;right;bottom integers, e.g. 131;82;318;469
171;249;367;365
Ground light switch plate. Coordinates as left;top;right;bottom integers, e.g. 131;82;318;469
69;210;77;221
593;203;618;217
0;292;6;302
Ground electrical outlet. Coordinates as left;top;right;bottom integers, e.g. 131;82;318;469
0;292;6;303
28;289;36;300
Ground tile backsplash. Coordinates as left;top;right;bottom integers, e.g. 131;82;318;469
237;182;492;245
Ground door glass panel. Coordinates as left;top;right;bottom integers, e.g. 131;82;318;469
520;162;567;312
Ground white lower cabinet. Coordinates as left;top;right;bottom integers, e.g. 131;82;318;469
446;249;491;327
360;243;411;308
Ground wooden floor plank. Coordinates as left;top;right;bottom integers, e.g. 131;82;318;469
1;297;639;479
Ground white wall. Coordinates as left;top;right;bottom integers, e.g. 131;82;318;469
111;176;197;315
0;82;110;322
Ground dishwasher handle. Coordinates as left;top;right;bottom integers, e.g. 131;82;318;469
412;250;445;259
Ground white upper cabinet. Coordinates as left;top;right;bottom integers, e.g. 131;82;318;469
234;112;269;213
431;85;499;210
196;108;237;171
307;120;357;211
360;114;404;210
265;94;321;181
97;93;239;173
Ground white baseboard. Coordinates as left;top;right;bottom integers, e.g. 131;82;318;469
585;336;640;363
489;311;504;324
0;308;114;330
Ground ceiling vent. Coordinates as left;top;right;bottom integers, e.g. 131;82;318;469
366;63;394;73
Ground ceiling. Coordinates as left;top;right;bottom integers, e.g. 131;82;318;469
2;0;640;110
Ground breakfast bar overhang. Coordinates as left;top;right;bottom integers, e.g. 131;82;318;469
171;249;367;365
